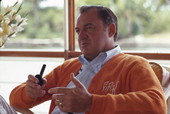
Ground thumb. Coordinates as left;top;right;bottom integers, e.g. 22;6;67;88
70;73;84;89
42;78;47;88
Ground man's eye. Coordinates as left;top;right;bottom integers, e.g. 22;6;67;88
85;26;95;32
75;29;80;34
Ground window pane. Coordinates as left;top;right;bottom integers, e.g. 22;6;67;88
1;0;64;51
75;0;170;53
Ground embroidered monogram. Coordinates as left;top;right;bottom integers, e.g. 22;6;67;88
102;81;119;94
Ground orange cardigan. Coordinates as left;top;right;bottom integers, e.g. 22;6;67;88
10;53;167;114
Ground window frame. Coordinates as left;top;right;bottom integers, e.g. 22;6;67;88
0;0;170;60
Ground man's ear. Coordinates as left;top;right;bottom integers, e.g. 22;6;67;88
108;23;116;37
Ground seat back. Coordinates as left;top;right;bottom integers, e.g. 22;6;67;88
150;62;170;99
150;62;170;113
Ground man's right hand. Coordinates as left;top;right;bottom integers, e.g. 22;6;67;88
25;75;47;99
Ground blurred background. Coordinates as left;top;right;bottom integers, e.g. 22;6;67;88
1;0;170;52
0;0;170;113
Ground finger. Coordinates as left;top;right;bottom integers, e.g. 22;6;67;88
56;99;69;112
52;94;65;100
58;102;70;113
70;73;84;89
26;86;40;94
26;79;41;89
53;95;65;108
28;75;39;83
39;90;46;97
25;81;42;93
56;99;60;106
26;85;46;97
41;78;47;88
57;101;65;110
48;87;71;94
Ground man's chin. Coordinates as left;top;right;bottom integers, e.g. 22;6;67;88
82;52;94;61
81;50;90;55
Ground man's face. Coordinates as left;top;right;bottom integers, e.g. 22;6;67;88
75;9;111;61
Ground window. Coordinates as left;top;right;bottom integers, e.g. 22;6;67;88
75;0;170;53
0;0;66;113
2;0;65;51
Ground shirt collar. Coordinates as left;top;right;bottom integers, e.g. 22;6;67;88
79;45;122;65
104;45;122;64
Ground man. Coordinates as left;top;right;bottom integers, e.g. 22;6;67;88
10;6;167;114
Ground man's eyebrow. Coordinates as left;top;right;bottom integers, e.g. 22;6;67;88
75;27;79;30
75;23;94;30
75;23;93;29
84;23;93;27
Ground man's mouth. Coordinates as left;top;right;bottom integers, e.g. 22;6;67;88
81;42;89;47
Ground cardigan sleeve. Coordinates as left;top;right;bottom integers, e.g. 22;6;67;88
9;66;61;109
9;58;81;112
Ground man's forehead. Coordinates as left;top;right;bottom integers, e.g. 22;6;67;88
76;12;100;26
78;8;99;19
76;17;98;28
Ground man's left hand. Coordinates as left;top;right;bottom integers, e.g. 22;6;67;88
48;73;92;113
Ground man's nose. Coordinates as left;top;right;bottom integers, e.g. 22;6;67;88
78;30;87;39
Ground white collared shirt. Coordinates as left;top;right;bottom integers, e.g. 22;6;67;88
52;45;122;114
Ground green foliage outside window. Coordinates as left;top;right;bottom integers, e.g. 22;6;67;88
3;0;170;49
76;0;170;39
7;0;170;40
